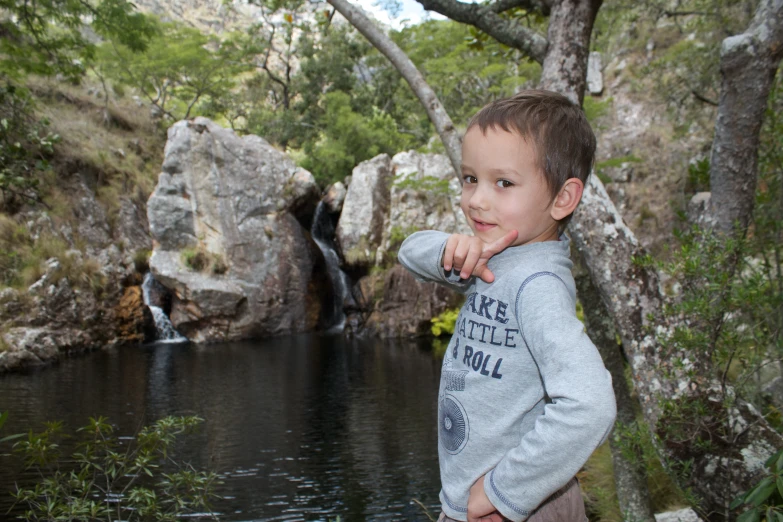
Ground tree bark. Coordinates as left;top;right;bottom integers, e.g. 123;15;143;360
709;0;783;234
537;0;601;104
326;0;463;176
573;252;656;522
415;0;549;64
569;175;783;521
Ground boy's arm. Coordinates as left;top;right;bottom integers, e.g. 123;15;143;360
398;230;518;291
397;230;472;293
483;275;617;522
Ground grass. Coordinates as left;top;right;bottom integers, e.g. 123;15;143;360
0;76;165;292
181;245;228;275
29;76;164;233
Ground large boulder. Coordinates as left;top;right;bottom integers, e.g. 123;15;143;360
147;117;324;342
343;150;471;337
378;150;470;263
335;154;393;269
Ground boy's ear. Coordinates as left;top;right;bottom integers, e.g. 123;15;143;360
550;178;584;221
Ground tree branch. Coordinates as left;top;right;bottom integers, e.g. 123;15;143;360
327;0;463;175
490;0;551;15
415;0;548;63
691;89;719;106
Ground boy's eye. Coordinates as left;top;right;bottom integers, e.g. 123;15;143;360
496;179;513;188
463;175;477;184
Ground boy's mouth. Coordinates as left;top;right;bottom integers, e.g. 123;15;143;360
471;218;496;232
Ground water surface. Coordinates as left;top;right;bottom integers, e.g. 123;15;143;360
0;334;443;521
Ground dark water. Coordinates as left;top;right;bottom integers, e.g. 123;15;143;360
0;334;444;521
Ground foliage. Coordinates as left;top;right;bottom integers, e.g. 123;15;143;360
98;17;245;120
655;64;783;405
394;174;452;198
595;0;757;131
8;415;220;522
583;418;691;521
300;92;414;186
0;215;108;294
686;157;711;194
638;70;783;514
583;96;613;127
181;246;228;275
392;20;541;125
655;221;780;406
731;448;783;522
431;307;460;337
0;85;59;209
0;0;155;83
594;155;642;185
0;411;25;444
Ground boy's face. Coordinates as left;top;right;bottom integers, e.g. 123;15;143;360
460;126;559;247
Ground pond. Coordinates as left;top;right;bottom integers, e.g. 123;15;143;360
0;334;444;521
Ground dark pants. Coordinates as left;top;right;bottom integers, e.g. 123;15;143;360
438;477;587;522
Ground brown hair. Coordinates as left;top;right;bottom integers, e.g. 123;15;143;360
467;89;596;228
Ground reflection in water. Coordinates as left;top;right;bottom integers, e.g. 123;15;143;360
0;335;443;521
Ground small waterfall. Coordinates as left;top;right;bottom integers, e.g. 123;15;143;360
142;272;188;343
311;201;354;332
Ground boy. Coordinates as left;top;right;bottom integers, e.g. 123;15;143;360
398;90;616;522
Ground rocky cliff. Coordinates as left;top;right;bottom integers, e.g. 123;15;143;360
147;117;326;342
0;179;153;372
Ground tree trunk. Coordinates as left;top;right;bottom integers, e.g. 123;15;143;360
709;0;783;234
569;175;783;521
541;0;783;517
325;0;463;176
537;0;601;104
573;252;656;522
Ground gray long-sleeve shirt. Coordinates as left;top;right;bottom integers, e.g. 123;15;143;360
398;231;616;522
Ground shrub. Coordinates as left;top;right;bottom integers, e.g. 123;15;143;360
181;246;229;275
431;308;459;337
7;415;220;522
0;84;60;211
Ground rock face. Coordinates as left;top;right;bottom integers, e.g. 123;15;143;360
378;151;470;262
147;117;323;342
587;51;603;95
0;226;152;373
362;265;463;338
336;154;393;269
338;150;470;337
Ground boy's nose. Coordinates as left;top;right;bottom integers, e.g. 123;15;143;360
468;184;490;211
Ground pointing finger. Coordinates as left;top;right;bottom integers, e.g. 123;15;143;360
484;230;518;257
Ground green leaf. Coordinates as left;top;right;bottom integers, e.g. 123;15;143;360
737;507;760;522
777;476;783;501
732;495;747;510
765;448;783;469
746;477;776;507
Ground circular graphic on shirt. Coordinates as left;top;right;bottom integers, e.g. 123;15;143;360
440;394;469;454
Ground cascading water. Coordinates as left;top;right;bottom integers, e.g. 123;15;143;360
142;272;188;343
311;200;354;332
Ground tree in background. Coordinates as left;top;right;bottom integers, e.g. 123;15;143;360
98;19;247;120
0;0;156;210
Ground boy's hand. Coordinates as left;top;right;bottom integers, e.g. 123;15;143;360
467;474;504;522
443;230;518;283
